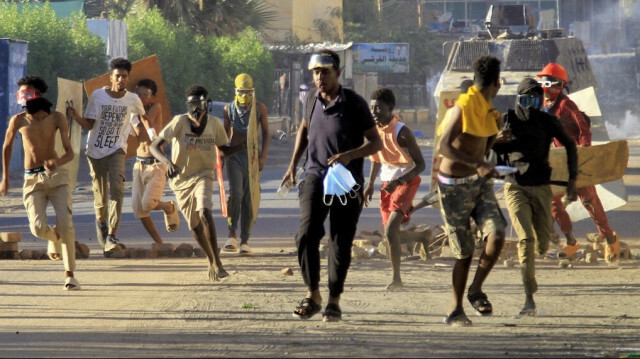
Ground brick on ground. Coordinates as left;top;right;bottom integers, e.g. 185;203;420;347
0;232;21;243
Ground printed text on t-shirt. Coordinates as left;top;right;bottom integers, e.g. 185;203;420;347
94;104;128;148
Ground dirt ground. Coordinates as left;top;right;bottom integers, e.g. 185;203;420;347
1;124;640;357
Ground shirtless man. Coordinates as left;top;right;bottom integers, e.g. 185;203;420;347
436;55;506;326
1;76;80;290
131;79;179;245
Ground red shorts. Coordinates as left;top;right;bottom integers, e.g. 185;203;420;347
380;175;421;227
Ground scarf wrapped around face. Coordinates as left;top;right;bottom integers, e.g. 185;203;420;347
455;85;500;137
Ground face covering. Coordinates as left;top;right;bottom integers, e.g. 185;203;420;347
186;94;208;118
24;97;53;115
322;163;360;206
235;89;254;105
515;93;542;120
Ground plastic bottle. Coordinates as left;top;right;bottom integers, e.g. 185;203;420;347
277;167;304;198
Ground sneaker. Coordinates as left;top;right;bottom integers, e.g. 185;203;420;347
558;243;580;258
104;235;123;253
605;233;620;264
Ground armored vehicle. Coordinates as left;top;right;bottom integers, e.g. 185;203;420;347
434;4;608;141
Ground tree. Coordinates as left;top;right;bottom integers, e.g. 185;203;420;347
107;0;277;37
0;3;106;101
126;8;274;113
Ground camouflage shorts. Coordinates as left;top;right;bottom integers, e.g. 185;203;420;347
437;177;506;259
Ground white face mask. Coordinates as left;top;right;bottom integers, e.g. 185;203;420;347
322;163;361;206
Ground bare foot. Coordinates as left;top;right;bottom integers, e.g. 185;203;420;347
207;263;229;281
385;280;404;291
218;267;230;279
519;295;536;316
207;263;220;281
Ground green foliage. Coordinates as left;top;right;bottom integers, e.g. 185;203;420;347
127;9;274;114
0;3;106;101
209;28;274;105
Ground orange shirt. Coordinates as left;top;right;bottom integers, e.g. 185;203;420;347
370;115;412;166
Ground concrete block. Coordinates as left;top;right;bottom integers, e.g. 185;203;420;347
0;232;21;243
0;251;18;259
353;239;372;248
174;243;194;258
351;246;368;259
75;242;90;259
151;243;174;257
281;267;294;276
585;252;599;263
0;242;19;251
193;248;206;258
19;249;34;260
377;241;389;257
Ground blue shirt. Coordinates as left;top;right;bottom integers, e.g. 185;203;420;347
304;86;375;184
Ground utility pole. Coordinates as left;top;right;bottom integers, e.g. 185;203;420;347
417;0;423;28
376;0;382;22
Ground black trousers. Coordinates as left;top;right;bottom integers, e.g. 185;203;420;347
295;174;363;297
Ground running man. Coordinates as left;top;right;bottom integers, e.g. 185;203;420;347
150;85;244;280
1;76;80;290
131;79;179;246
537;63;620;263
437;55;506;326
364;87;426;290
67;58;147;255
493;77;578;315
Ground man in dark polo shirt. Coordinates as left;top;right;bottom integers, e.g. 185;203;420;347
281;49;382;322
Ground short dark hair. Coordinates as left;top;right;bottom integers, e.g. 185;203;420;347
185;85;208;99
17;76;48;93
137;79;158;95
110;57;132;73
315;49;340;69
473;55;501;89
459;79;474;94
370;88;396;109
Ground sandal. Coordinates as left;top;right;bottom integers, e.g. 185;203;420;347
322;303;342;322
444;309;472;326
63;277;81;291
47;240;62;261
558;243;580;258
292;298;321;320
467;292;493;316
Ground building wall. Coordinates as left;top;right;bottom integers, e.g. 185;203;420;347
262;0;343;43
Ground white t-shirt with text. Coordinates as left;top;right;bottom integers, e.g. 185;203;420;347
84;88;145;159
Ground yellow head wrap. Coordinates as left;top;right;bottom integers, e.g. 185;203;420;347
235;73;254;105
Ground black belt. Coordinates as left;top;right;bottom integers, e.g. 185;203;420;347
25;167;46;175
137;156;159;165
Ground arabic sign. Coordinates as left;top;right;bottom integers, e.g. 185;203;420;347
352;43;409;73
